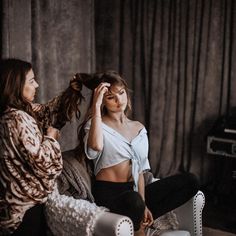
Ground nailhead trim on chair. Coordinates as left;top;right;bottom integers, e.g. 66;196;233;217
193;191;205;236
116;218;134;236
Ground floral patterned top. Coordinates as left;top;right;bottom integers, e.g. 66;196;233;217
0;85;81;234
0;108;63;233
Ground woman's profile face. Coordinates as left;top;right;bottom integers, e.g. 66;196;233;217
23;69;39;102
103;84;128;113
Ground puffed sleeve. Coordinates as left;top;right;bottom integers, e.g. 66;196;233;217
13;111;63;192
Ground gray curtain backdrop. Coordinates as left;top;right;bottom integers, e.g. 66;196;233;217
95;0;236;185
1;0;236;186
1;0;95;151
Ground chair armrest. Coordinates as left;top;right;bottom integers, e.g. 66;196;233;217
94;211;133;236
174;191;205;236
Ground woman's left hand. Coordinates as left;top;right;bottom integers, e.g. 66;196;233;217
142;206;154;227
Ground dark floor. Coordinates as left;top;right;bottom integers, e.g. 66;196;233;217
202;186;236;234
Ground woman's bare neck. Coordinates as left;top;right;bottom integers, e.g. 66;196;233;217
103;112;129;124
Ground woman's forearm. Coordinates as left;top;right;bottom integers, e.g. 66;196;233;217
87;106;103;151
138;172;145;201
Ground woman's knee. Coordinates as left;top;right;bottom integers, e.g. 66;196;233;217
179;172;200;197
184;173;199;189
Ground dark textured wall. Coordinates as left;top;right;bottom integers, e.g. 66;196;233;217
1;0;236;187
94;0;236;186
1;0;95;151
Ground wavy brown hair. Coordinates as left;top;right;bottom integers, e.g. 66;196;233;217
0;58;36;118
0;59;87;134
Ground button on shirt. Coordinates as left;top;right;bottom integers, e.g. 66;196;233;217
84;119;150;191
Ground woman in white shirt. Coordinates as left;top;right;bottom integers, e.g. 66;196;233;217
77;71;199;235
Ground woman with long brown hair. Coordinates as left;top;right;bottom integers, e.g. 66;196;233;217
76;70;199;235
0;58;84;235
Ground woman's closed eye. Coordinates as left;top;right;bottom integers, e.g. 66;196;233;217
29;78;37;84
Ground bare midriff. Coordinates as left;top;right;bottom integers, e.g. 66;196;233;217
95;160;133;182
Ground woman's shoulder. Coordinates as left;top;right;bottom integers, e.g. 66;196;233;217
5;108;35;123
128;120;145;131
3;107;24;116
11;108;30;117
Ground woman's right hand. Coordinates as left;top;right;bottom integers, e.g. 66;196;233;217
142;206;154;228
92;82;111;110
47;126;60;140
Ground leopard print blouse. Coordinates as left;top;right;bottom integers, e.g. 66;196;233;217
0;108;63;234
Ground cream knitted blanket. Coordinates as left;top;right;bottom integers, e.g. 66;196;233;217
45;185;107;236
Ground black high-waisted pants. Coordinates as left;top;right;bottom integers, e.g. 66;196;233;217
11;204;47;236
93;173;199;231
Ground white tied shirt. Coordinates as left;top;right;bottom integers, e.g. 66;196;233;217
84;119;150;191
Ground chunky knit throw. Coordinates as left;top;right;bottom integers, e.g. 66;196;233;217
45;185;107;236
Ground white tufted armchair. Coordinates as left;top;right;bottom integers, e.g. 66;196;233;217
159;190;205;236
45;187;205;236
44;150;205;236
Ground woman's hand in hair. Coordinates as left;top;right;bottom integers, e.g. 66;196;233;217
70;74;83;92
46;126;60;140
92;82;110;111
